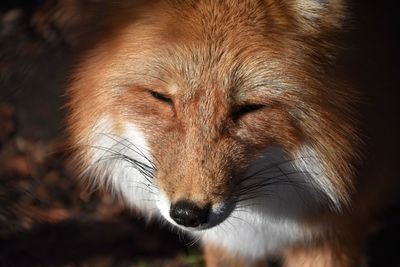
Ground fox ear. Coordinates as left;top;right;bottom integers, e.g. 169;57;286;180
289;0;347;33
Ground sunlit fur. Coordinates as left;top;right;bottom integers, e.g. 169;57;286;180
66;0;365;266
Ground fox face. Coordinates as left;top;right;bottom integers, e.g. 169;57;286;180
67;0;360;259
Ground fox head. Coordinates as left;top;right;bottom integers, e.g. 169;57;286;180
67;0;359;232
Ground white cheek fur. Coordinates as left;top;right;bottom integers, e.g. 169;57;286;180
156;191;177;226
293;145;340;209
85;116;158;215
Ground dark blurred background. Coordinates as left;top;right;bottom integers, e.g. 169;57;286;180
0;0;399;266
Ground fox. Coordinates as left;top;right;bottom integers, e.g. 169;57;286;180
65;0;395;266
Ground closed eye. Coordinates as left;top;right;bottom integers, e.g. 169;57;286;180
149;90;173;105
231;104;266;122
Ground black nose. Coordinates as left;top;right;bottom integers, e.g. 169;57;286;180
170;200;210;228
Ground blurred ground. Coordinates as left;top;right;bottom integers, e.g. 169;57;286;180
0;1;399;267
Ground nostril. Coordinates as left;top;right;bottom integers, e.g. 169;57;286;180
169;200;210;228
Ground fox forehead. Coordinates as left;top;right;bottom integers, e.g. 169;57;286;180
104;1;306;103
107;38;299;110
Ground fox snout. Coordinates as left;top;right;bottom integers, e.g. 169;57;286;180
170;201;210;228
158;190;236;230
153;133;243;230
168;199;237;230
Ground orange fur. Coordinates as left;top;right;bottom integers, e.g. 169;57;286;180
65;1;390;266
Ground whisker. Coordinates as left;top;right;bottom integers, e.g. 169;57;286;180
88;145;155;182
99;133;159;168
